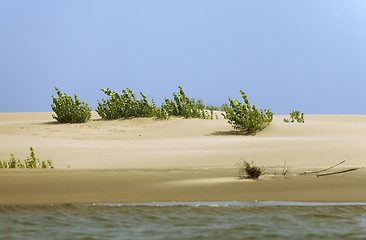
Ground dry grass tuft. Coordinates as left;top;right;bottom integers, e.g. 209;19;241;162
238;161;264;180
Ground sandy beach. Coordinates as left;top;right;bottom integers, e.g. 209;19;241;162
0;112;365;204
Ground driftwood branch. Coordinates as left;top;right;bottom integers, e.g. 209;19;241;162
300;160;346;175
316;168;361;177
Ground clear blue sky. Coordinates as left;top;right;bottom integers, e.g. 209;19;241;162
1;0;365;114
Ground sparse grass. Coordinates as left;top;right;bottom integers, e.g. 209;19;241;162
0;147;54;169
255;161;291;179
238;160;264;180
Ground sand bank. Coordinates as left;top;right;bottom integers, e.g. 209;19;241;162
0;112;365;204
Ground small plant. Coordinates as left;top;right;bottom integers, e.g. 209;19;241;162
238;160;264;180
0;147;54;169
281;160;290;178
284;110;304;123
51;87;91;123
222;90;273;134
272;163;291;178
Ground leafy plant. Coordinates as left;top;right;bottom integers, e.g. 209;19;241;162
194;99;206;110
220;103;229;111
238;160;264;180
156;86;213;120
0;147;54;169
209;106;214;120
222;90;273;134
96;88;155;120
96;86;217;120
284;110;304;123
51;87;91;123
163;86;202;118
205;104;220;111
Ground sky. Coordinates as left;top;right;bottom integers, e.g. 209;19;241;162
1;0;366;114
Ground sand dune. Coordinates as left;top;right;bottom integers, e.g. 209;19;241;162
0;112;365;204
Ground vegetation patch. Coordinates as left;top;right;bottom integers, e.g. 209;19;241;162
158;86;213;119
96;88;155;120
96;86;214;120
284;110;304;123
51;87;91;123
222;90;273;134
0;147;54;169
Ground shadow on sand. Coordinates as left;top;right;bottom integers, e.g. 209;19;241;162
209;130;253;136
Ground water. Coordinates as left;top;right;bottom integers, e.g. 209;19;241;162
1;201;366;240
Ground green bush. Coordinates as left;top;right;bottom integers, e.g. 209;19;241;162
205;104;220;111
193;98;205;110
51;87;91;123
158;86;215;119
220;103;230;112
96;86;214;120
159;86;206;119
96;88;155;120
222;90;273;134
0;147;54;169
284;110;304;123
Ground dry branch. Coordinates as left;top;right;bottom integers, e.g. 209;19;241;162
316;168;361;177
300;160;346;175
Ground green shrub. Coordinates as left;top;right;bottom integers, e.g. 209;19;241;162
51;87;91;123
0;147;54;169
96;88;155;120
284;110;304;123
194;99;206;110
160;86;202;118
222;90;273;134
96;86;215;120
205;104;220;111
155;86;213;120
220;103;229;111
